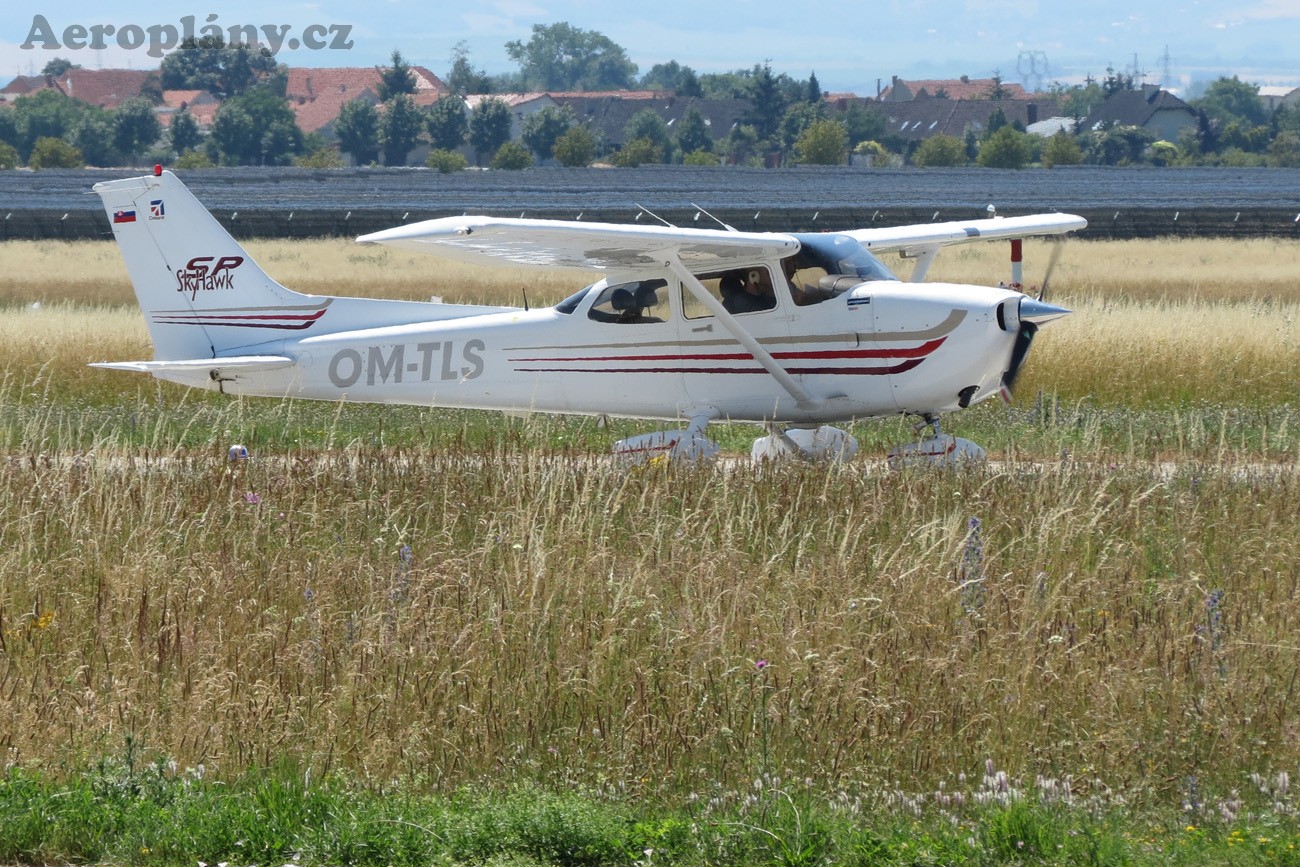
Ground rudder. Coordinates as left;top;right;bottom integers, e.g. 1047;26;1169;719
94;171;330;360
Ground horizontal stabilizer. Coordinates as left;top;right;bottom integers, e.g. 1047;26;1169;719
89;355;294;375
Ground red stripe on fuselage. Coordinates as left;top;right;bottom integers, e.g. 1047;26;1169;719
513;358;925;376
153;308;328;329
509;337;945;364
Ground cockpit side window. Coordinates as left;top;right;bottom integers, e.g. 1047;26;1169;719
681;265;779;319
587;279;669;324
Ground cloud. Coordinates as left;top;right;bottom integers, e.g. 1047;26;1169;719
1236;0;1300;20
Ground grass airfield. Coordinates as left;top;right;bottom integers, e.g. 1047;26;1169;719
1;237;1300;865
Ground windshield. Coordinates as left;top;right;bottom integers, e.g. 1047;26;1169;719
791;233;898;282
554;282;599;314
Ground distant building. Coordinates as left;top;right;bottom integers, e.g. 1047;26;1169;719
1259;86;1300;113
0;68;159;108
549;93;748;151
286;65;447;136
1082;85;1196;141
879;75;1031;102
158;90;219;128
463;93;561;143
878;98;1057;143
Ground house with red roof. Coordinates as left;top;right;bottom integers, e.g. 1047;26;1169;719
159;90;219;128
286;65;447;136
879;75;1030;102
0;68;160;108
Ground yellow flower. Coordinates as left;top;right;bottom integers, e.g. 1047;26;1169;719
34;611;56;630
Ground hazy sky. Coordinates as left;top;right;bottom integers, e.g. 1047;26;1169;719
5;0;1299;95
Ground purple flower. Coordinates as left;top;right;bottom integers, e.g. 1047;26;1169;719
755;659;769;671
242;492;261;505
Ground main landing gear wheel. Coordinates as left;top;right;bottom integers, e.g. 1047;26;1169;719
886;414;986;469
750;424;859;462
612;415;719;465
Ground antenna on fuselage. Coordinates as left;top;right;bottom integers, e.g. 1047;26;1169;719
690;203;737;232
634;204;676;228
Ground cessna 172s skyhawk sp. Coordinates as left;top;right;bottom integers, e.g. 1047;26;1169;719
92;169;1082;464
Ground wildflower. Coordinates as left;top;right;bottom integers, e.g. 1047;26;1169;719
755;659;768;671
399;544;414;564
242;491;261;505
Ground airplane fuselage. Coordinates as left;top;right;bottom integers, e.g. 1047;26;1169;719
209;278;1023;425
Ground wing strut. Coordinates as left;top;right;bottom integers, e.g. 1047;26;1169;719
905;246;941;283
665;256;824;412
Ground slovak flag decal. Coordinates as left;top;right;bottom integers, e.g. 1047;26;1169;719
113;209;136;224
149;200;164;219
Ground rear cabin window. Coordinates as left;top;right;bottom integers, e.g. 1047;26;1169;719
586;279;669;324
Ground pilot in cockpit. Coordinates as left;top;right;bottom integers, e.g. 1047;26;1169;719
722;268;777;314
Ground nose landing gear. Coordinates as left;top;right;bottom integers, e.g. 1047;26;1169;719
886;413;986;469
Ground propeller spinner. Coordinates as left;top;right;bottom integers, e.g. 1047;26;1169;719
999;296;1071;403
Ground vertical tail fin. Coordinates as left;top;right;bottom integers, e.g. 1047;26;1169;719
94;171;331;360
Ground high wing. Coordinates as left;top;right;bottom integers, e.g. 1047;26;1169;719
841;213;1086;256
357;216;798;271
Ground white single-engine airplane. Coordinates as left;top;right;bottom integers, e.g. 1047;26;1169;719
93;168;1082;464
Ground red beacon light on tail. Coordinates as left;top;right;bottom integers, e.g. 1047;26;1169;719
154;164;162;177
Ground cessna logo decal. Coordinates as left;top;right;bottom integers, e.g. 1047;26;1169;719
176;255;244;299
328;340;486;388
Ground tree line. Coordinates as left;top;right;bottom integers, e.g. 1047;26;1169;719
2;26;1298;171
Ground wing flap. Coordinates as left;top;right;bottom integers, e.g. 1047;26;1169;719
357;216;799;271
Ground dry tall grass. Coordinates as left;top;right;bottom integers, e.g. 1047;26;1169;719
2;450;1296;798
920;236;1300;304
3;236;1299;307
2;289;1295;409
0;239;595;307
2;233;1298;802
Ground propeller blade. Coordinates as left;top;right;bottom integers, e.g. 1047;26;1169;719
999;321;1038;404
1038;241;1064;301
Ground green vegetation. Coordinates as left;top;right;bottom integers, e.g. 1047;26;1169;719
610;136;663;167
426;93;470;152
553;125;596;167
426;147;469;173
470;96;513;165
792;118;848;165
335;98;380;166
295;147;345;168
378;92;424;167
491;139;535;169
6;759;1300;865
506;22;638;92
913;133;967;167
4;24;1295;172
522;105;576;161
27;134;82;168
